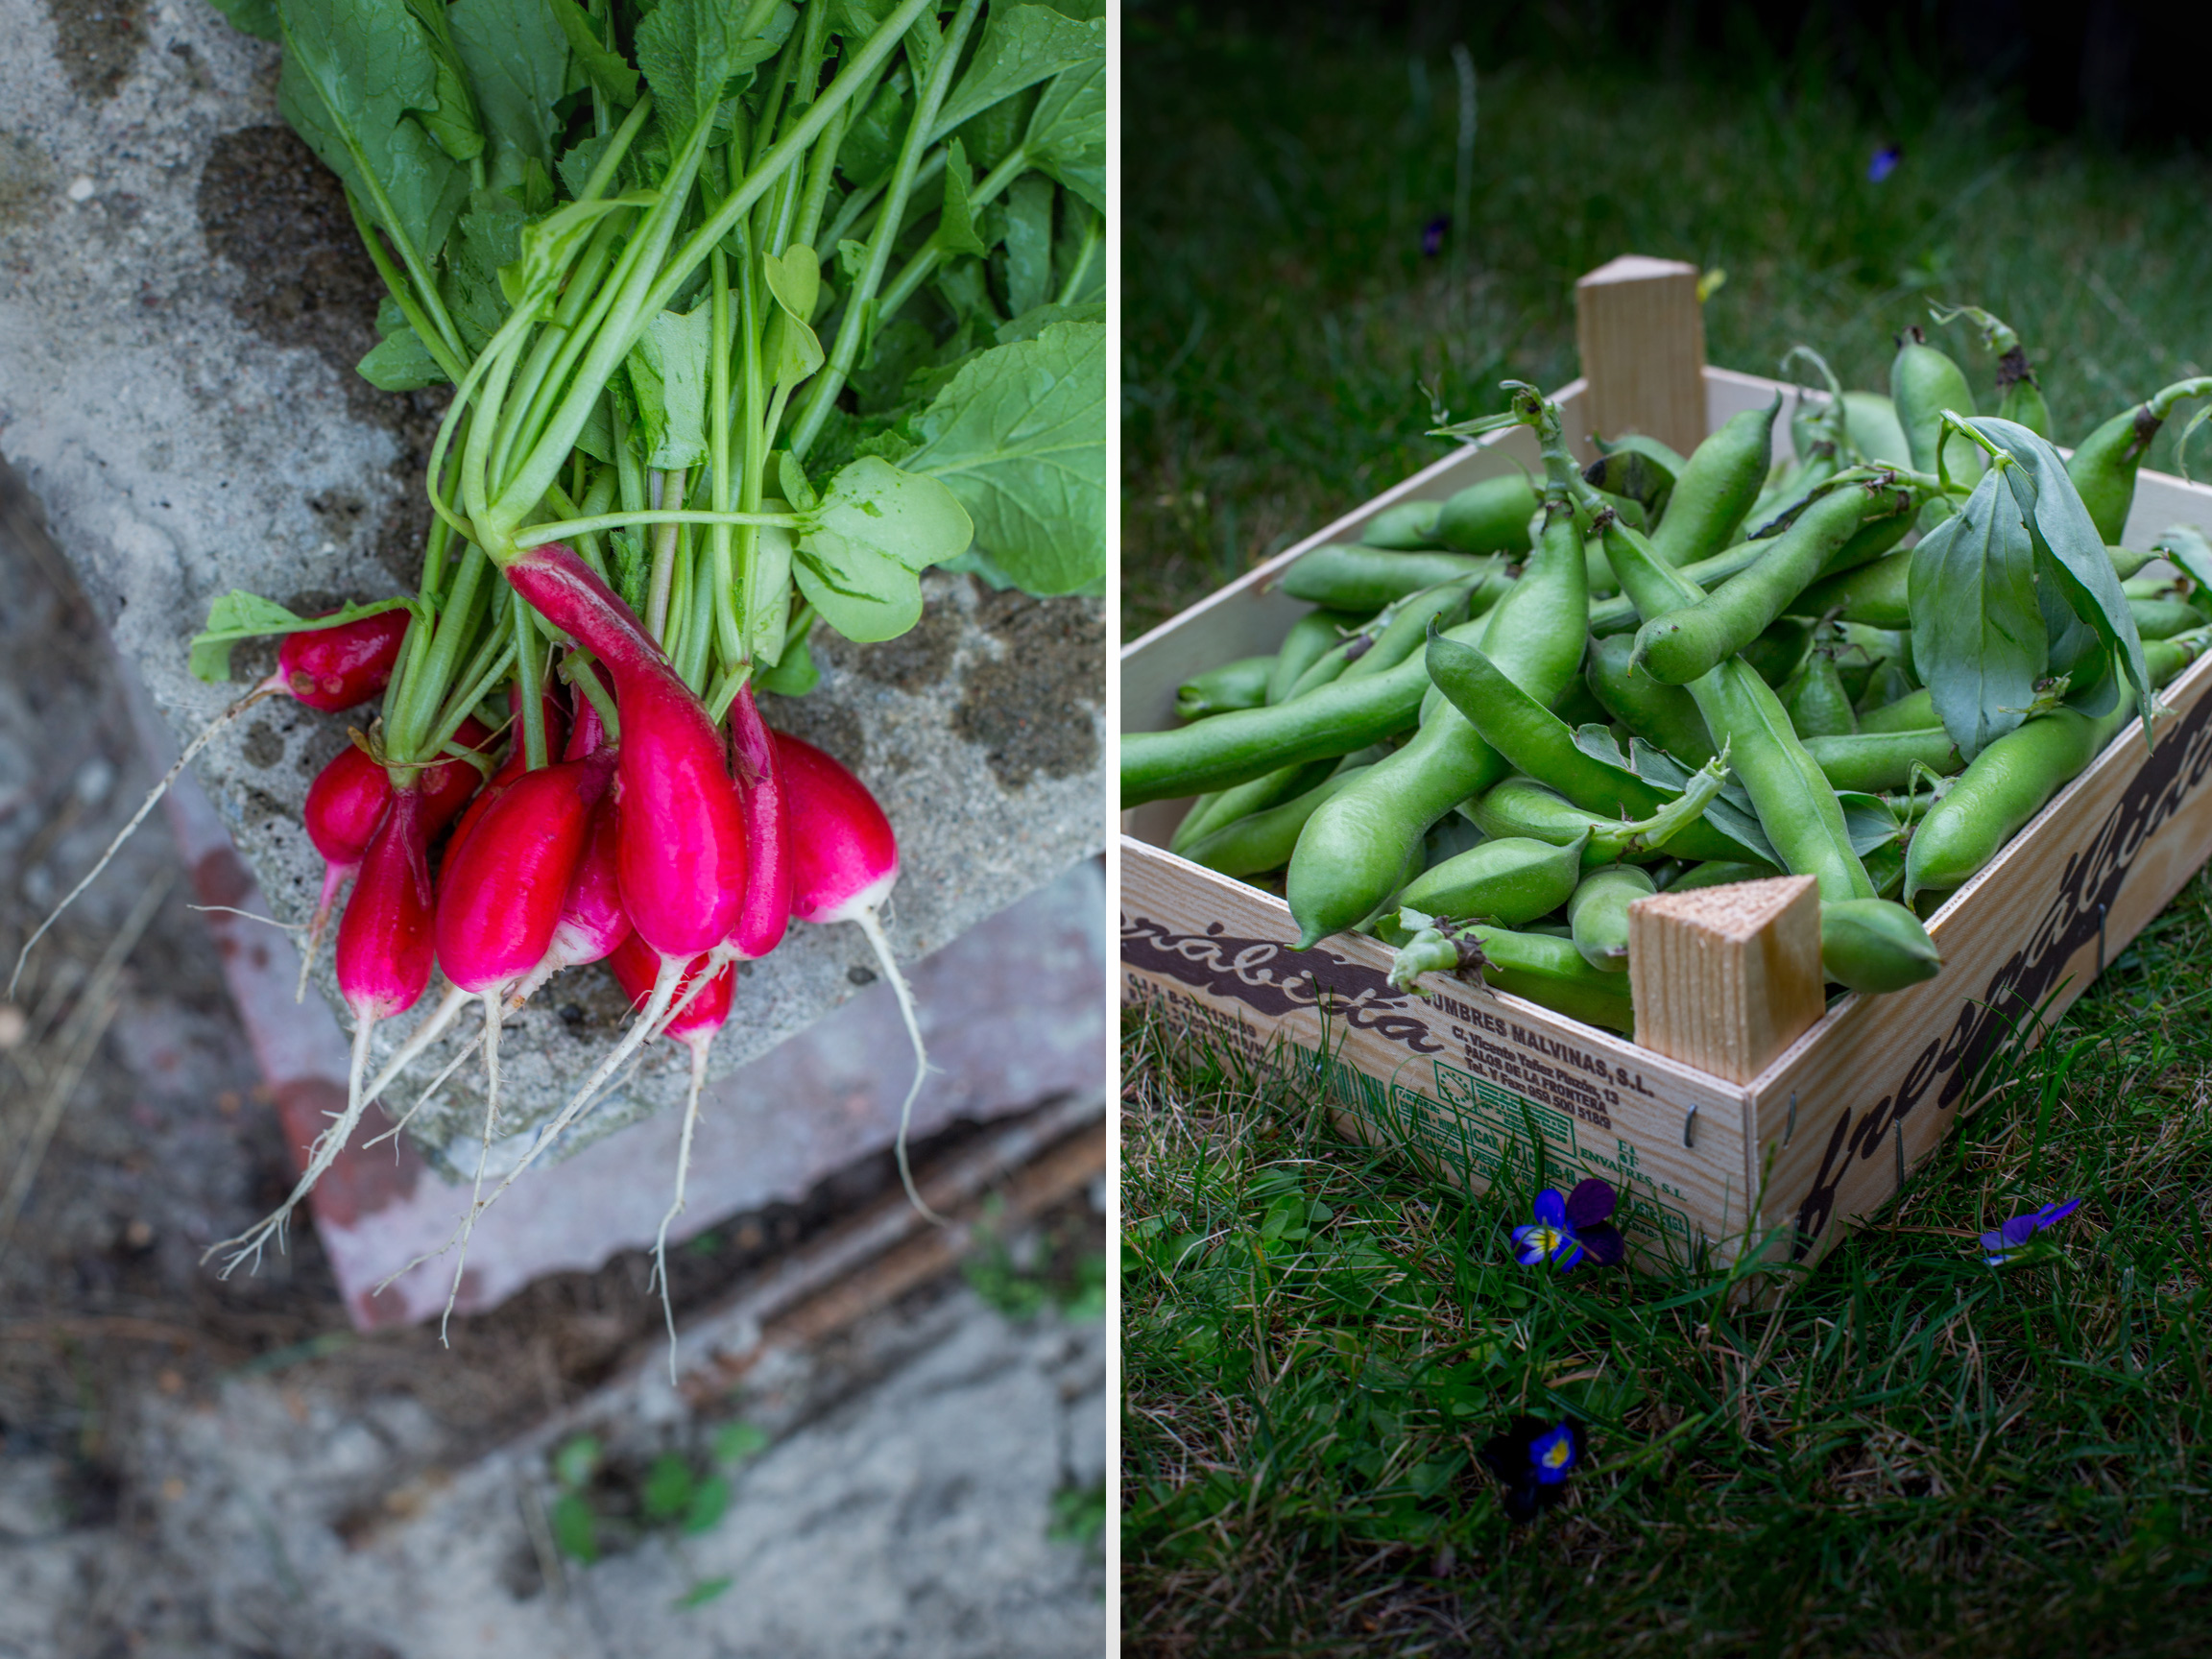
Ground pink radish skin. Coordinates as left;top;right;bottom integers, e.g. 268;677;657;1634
504;544;747;957
442;690;568;876
724;685;792;961
295;716;493;1001
774;733;939;1222
267;611;412;710
435;750;614;994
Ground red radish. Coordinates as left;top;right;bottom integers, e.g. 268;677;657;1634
436;751;615;995
775;733;939;1221
723;685;791;962
502;544;747;956
212;777;438;1273
297;716;494;999
263;610;411;710
611;932;733;1368
12;609;420;997
441;689;568;875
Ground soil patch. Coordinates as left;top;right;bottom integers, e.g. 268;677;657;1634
954;584;1104;788
42;0;148;103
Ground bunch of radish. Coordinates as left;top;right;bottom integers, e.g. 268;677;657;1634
11;0;1109;1355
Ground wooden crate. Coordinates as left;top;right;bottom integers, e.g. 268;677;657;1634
1121;328;2212;1276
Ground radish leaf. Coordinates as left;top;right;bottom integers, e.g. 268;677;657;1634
899;318;1103;595
932;3;1101;138
626;304;714;470
1023;58;1104;209
188;592;415;684
795;457;974;641
449;0;571;199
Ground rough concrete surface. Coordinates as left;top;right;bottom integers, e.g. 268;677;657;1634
0;0;1106;1156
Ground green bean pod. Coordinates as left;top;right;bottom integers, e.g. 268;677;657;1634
1424;632;1748;862
1179;764;1376;878
1285;498;1589;947
1857;686;1937;733
1169;756;1341;854
1664;857;1785;892
1820;899;1943;993
1601;517;1874;902
1361;498;1445;549
1782;650;1858;738
1400;831;1587;926
1742;617;1815;688
1792;549;1911;629
1843;391;1912;469
1267;610;1361;703
1280;546;1496;612
2130;597;2205;641
1338;571;1503;686
1434;472;1541;555
1903;704;2125;900
1176;655;1274;720
1648;397;1780;567
1466;768;1729;866
1387;917;1635;1031
2066;379;2211;542
1568;864;1655;972
1587;634;1719;765
1801;727;1962;792
1590;537;1767;636
1125;620;1484;805
1891;333;1982;491
1633;485;1895;685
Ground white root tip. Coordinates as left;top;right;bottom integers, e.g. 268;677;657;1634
439;992;506;1346
853;907;945;1227
651;1037;713;1385
373;957;686;1299
205;1007;376;1277
361;982;471;1116
11;686;275;999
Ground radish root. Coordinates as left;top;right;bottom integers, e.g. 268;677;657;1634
374;956;685;1296
12;686;276;998
438;991;506;1342
207;1006;375;1276
649;1039;711;1382
853;907;943;1225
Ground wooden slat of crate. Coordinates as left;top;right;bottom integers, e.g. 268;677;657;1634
1743;643;2212;1273
1121;845;1755;1263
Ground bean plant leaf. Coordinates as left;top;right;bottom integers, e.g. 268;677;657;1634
2152;523;2212;596
1023;58;1105;210
1908;465;2044;759
896;318;1102;595
552;0;639;107
188;592;414;684
1620;737;1778;864
449;0;570;198
794;457;974;642
932;4;1102;139
276;0;472;266
626;303;714;470
1968;416;2153;739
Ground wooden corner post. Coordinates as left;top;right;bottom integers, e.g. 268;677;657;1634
1575;254;1708;459
1626;876;1824;1085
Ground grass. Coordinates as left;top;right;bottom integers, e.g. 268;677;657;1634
1121;868;2212;1655
1121;12;2212;637
1121;18;2212;1647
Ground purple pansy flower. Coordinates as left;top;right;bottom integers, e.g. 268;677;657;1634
1511;1179;1625;1271
1867;144;1902;182
1421;214;1450;257
1981;1197;2082;1265
1479;1415;1582;1523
